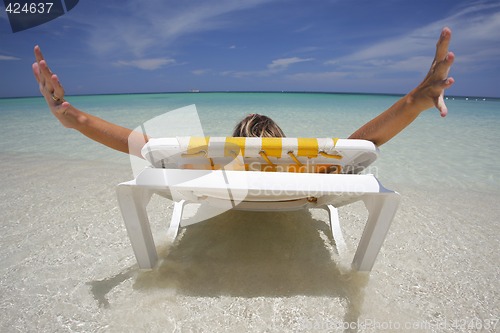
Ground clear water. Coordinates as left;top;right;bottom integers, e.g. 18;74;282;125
1;92;498;192
1;93;499;332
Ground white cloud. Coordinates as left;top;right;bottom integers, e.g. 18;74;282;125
287;71;349;81
114;58;175;70
293;46;322;54
72;0;276;58
222;57;313;78
192;69;210;75
221;70;263;78
384;56;432;73
294;24;313;33
0;55;20;61
283;4;500;94
325;3;500;73
267;57;313;71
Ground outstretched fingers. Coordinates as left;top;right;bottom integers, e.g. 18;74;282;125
435;27;452;62
39;60;54;89
34;46;54;84
32;62;42;85
435;77;455;117
33;45;65;104
32;45;73;125
425;28;455;117
436;95;448;118
34;45;44;63
32;61;51;99
435;51;455;78
50;73;65;101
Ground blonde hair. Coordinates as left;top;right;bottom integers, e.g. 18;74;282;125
232;114;285;137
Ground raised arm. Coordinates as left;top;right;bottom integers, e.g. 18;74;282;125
32;46;147;157
348;27;455;146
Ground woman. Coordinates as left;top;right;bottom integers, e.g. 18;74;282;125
32;28;455;158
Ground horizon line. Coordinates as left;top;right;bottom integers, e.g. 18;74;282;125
1;90;499;100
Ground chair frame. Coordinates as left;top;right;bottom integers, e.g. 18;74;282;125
117;166;400;272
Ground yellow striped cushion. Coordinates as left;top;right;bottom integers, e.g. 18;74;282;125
181;137;339;158
141;136;379;174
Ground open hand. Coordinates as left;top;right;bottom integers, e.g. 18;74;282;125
32;46;74;127
412;27;455;117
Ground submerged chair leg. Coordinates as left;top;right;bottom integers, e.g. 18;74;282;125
325;205;347;257
352;193;400;271
116;184;158;269
166;200;185;244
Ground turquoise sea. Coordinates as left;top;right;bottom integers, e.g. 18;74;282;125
1;92;499;332
1;92;499;192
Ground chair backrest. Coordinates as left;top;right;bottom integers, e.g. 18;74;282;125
142;137;378;174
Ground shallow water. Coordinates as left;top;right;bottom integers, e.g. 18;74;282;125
1;92;498;192
0;93;499;332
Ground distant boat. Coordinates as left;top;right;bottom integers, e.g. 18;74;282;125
190;89;200;93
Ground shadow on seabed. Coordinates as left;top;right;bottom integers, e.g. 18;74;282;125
89;209;369;328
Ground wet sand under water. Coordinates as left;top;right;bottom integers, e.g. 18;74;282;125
1;153;499;332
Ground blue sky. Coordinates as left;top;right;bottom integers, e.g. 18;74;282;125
1;0;499;98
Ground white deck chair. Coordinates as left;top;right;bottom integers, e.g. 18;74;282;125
117;137;400;271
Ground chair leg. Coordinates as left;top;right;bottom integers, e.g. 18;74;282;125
352;193;400;271
116;184;158;269
166;200;185;244
325;205;347;257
